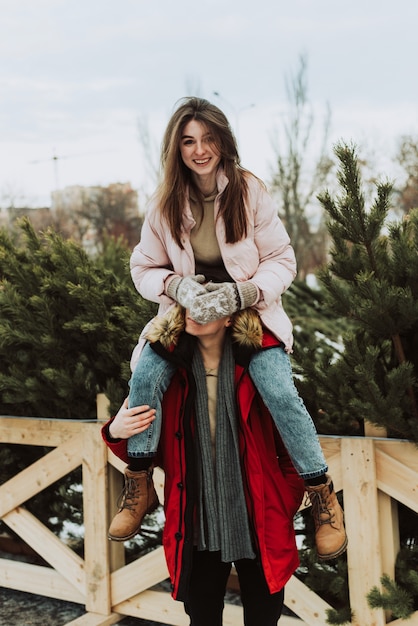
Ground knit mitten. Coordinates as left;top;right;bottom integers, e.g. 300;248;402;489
189;281;258;324
165;275;206;309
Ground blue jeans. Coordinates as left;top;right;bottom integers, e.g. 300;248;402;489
249;346;328;479
128;343;328;479
127;341;175;458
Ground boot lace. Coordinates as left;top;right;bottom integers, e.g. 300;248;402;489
306;489;335;527
117;476;142;512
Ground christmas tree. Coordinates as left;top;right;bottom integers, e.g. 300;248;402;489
0;218;156;538
295;142;418;442
291;142;418;622
0;218;156;419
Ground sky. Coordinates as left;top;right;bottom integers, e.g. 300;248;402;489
1;0;417;207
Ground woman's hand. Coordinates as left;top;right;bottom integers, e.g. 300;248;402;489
109;397;156;440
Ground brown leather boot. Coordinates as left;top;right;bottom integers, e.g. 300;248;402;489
306;475;348;560
108;468;159;542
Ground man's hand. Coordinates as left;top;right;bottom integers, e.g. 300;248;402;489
109;398;156;440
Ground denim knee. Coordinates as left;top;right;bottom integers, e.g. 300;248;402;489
128;342;174;409
127;342;175;457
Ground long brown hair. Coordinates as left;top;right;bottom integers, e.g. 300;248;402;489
157;97;250;248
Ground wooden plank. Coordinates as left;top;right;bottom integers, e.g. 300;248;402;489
341;438;385;626
285;574;332;624
0;416;89;446
107;449;127;473
325;455;343;491
0;435;83;516
363;427;400;583
107;465;125;573
96;394;110;421
82;424;112;614
113;589;190;625
320;436;343;489
2;506;86;595
376;439;418;472
153;467;166;504
65;613;121;626
375;448;418;513
111;547;168;605
377;493;399;580
0;558;85;603
319;436;342;460
114;589;306;626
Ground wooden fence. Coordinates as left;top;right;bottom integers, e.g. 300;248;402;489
1;406;418;626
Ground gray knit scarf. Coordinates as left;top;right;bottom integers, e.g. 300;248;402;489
191;336;255;562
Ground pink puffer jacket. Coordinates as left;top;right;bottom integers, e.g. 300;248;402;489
130;169;296;369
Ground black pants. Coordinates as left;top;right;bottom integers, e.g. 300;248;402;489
184;549;284;626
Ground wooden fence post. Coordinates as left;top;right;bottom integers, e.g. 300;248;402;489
96;394;125;573
364;423;400;582
341;438;386;626
82;422;112;615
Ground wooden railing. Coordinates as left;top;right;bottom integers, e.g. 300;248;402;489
1;409;418;626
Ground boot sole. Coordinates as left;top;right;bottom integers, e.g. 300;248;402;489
317;536;348;561
108;499;160;542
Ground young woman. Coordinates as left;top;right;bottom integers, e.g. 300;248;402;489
108;96;347;561
102;307;306;626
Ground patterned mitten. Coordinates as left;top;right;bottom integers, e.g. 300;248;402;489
189;281;258;324
165;275;206;309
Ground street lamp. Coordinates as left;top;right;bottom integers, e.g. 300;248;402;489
212;91;255;141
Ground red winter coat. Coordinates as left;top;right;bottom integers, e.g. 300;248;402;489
102;330;304;602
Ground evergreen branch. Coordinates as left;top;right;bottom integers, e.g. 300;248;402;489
391;333;418;420
367;574;414;620
325;606;353;625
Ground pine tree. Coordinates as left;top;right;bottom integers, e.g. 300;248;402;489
298;141;418;441
291;142;418;623
282;280;359;437
0;218;156;419
0;219;156;539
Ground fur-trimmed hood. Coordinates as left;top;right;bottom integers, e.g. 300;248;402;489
145;305;263;351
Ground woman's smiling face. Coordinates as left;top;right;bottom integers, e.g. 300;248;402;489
179;119;221;184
